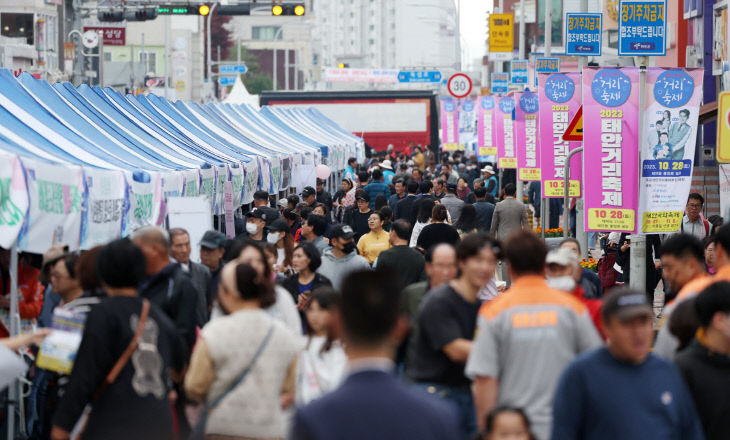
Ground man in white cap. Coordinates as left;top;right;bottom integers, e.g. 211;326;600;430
380;159;395;184
481;165;498;197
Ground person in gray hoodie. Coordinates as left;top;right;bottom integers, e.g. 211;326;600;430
317;224;371;291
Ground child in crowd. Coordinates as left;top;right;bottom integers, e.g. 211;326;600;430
477;407;535;440
296;287;347;406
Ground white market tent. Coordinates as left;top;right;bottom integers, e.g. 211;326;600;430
0;69;365;254
223;76;260;108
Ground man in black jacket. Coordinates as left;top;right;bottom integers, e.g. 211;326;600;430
132;226;199;353
395;180;419;226
316;178;333;214
169;227;211;327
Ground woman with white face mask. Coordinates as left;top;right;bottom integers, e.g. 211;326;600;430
545;247;606;339
267;218;295;275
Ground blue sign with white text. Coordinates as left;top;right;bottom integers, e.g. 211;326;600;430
218;76;238;85
398;71;442;83
618;0;667;56
219;64;248;74
565;13;603;56
491;72;509;94
510;60;528;85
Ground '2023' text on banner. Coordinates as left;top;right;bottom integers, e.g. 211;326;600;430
441;98;459;151
638;68;703;233
583;67;640;233
477;95;497;159
495;95;517;169
539;72;583;198
515;92;541;181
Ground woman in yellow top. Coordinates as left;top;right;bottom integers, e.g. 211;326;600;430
412;146;425;171
357;211;392;265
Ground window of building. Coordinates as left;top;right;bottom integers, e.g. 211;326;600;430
103;52;112;62
1;13;34;45
252;26;283;40
537;0;562;46
369;39;374;45
369;25;375;31
138;51;157;75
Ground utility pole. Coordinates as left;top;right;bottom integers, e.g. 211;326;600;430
545;0;552;57
576;0;589;255
514;0;525;206
630;58;649;294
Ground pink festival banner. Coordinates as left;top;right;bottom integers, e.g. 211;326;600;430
440;98;459;151
515;91;541;181
495;95;517;169
583;67;640;233
538;72;583;198
477;95;497;159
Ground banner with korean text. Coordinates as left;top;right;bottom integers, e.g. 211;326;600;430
638;68;703;233
539;72;583;198
0;153;28;249
19;158;85;252
477;95;497;160
459;98;477;150
495;95;517;169
440;98;459;151
82;168;127;250
583;67;640;233
515;92;541;181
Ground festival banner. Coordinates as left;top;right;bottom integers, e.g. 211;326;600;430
515;92;541;181
199;165;216;213
215;164;229;216
583;67;640;233
182;169;200;197
258;157;272;194
459;98;477;151
19;158;84;253
270;156;282;194
440;98;459;151
477;95;497;160
495;95;517;169
243;159;260;205
230;163;244;208
0;153;29;249
126;170;164;233
638;68;703;233
162;171;184;199
539;72;583;198
82;168;126;250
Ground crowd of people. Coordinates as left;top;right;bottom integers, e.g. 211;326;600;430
0;146;728;440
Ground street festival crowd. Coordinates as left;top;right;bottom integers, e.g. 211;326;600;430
1;146;730;440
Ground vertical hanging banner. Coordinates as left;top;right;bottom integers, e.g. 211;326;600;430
0;153;29;249
182;169;200;197
539;72;583;197
477;95;497;160
82;168;127;250
583;67;640;233
495;95;517;169
126;170;164;233
511;60;529;85
638;68;703;232
515;92;541;181
19;159;85;252
459;98;477;151
440;98;459;151
243;160;259;205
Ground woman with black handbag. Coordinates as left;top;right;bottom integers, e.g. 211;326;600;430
185;261;300;440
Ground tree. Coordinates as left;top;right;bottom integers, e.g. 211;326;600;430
226;43;273;95
209;13;232;62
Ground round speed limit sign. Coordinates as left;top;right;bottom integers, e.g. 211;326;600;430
447;73;473;98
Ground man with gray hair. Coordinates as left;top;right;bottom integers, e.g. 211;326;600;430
132;226;199;352
169;227;211;327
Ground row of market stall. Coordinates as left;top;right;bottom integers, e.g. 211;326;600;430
0;69;364;254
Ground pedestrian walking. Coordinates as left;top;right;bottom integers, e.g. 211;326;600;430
472;187;495;232
440;183;465;223
410;198;436;248
317;224;371;292
281;243;332;311
416;205;461;252
552;289;704;440
357;211;391;265
169;228;211;327
375;220;425;290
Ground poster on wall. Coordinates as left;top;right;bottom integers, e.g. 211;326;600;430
583;67;640;233
0;153;29;249
515;92;541;181
19;159;85;252
477;95;497;161
495;95;517;169
638;68;704;233
538;72;583;198
440;98;459;151
82;168;127;250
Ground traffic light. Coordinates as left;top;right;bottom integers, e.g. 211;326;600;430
338;63;349;68
271;2;305;16
157;4;212;15
97;10;124;22
124;8;158;21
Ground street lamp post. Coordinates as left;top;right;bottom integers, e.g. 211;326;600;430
206;2;219;94
272;26;285;90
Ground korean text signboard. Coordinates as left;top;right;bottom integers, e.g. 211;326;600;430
441;98;459;151
459;99;477;149
515;92;541;181
539;72;583;198
477;95;497;159
0;153;28;249
618;0;667;56
495;96;517;169
491;72;509;94
535;57;560;87
511;60;528;85
565;13;603;56
583;67;640;233
638;68;703;232
489;14;514;53
83;26;125;46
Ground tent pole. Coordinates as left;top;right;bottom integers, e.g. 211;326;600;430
6;244;19;440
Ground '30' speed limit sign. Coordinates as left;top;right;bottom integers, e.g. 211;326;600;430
447;73;473;98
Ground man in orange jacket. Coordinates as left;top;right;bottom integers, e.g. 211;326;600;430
0;248;45;337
